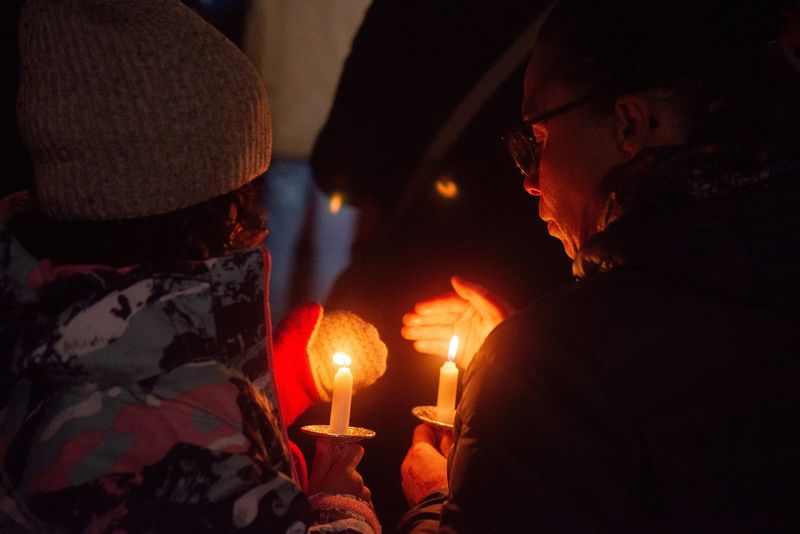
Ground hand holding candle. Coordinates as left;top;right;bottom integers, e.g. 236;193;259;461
435;335;460;424
301;321;379;485
303;349;375;474
329;352;353;434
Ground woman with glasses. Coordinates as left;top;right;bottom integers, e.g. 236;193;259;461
399;0;800;531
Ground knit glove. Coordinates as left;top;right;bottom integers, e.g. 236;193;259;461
272;302;388;424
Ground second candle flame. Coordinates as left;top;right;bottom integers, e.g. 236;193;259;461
447;335;459;362
333;351;352;367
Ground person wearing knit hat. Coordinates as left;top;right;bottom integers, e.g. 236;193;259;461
0;0;384;532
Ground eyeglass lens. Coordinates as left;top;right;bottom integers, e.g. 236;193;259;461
506;131;540;177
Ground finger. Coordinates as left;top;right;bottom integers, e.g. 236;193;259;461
412;423;437;446
402;312;422;326
360;485;372;504
336;443;365;472
439;431;454;456
402;311;463;327
451;276;511;319
414;294;469;315
308;440;332;490
450;276;493;310
401;324;459;342
411;339;450;356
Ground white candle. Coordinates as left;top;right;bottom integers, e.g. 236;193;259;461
329;352;353;434
436;335;459;424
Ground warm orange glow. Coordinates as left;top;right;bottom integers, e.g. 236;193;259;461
329;192;343;214
435;178;458;199
333;351;352;367
447;335;459;362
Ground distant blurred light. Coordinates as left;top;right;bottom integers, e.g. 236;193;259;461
435;178;458;199
329;192;344;214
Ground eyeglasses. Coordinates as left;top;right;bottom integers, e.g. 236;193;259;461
503;90;607;179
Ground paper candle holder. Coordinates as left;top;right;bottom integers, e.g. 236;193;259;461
300;424;376;464
411;404;454;430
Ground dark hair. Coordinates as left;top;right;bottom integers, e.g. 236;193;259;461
537;0;800;149
8;176;267;267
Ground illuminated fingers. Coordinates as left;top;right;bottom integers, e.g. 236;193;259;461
400;323;457;342
413;293;469;315
451;275;514;321
402;310;462;327
411;339;450;357
411;423;437;446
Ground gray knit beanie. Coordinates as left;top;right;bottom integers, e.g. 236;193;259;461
17;0;271;220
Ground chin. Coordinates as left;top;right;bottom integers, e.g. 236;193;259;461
559;237;579;260
547;224;577;259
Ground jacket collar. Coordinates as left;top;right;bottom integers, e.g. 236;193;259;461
572;144;800;312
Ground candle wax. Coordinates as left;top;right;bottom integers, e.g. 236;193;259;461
436;360;458;424
329;364;353;434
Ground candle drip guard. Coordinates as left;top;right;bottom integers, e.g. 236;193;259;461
300;425;376;463
411;405;454;430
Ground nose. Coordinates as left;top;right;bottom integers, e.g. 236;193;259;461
524;172;541;196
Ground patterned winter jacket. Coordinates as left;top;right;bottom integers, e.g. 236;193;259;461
0;222;378;533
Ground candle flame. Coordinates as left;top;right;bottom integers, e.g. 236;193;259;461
447;335;459;362
332;351;352;367
329;192;343;214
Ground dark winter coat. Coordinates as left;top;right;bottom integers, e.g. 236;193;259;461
402;145;800;532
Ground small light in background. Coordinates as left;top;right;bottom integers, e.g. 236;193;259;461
435;177;458;199
329;192;344;214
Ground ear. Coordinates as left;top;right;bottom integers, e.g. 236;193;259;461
614;95;653;159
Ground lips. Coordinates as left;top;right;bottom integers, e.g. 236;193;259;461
540;210;559;236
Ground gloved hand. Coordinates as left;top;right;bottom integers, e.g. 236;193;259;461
273;302;388;424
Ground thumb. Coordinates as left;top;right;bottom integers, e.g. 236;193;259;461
451;276;513;318
439;431;454;456
411;423;437;447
